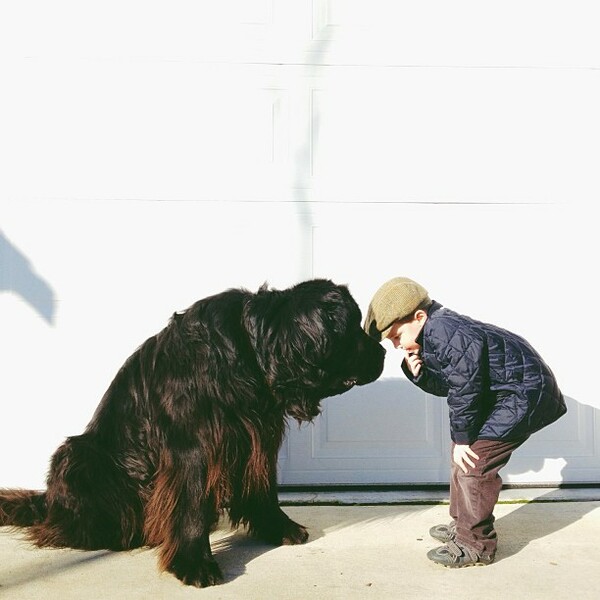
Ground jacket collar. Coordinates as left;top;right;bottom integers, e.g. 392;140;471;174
416;300;442;345
428;300;443;316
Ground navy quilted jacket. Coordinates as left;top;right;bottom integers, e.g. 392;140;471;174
401;301;567;444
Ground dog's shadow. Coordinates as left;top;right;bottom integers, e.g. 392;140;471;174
0;520;323;591
210;513;333;584
210;528;281;583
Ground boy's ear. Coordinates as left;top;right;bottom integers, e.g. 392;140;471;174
415;309;428;323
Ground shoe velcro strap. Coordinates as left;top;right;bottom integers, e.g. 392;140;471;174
447;539;480;562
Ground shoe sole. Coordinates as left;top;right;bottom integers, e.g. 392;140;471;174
441;561;493;569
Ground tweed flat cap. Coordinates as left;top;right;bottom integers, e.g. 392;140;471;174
364;277;430;341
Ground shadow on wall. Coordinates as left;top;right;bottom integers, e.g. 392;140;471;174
0;230;55;324
507;394;596;483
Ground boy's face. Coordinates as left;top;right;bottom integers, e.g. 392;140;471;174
386;310;427;352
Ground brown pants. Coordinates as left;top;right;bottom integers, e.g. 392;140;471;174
449;437;528;559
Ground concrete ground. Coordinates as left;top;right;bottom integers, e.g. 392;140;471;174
1;488;598;600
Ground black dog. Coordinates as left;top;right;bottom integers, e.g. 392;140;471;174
0;279;385;587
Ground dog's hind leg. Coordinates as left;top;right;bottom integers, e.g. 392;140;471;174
144;447;223;588
29;435;145;551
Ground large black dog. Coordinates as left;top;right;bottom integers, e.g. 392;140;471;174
0;279;385;587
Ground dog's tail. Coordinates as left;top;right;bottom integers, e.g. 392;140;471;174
0;489;47;527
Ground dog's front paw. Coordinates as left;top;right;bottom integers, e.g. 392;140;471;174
281;519;309;545
248;508;309;546
167;554;224;588
257;518;308;545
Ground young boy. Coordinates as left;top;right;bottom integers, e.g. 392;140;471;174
364;277;567;567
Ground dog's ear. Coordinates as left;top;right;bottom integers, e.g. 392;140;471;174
243;293;329;371
318;285;357;336
242;287;335;410
288;303;332;358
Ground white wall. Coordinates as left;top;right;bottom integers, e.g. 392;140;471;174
1;2;599;488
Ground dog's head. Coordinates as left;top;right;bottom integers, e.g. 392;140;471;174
244;279;385;422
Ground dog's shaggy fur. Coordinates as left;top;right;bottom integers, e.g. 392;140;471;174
0;279;385;587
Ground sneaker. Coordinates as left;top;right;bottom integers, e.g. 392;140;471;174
427;540;494;568
429;522;455;543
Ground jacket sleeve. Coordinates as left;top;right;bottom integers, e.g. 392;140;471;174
401;359;449;397
437;329;488;445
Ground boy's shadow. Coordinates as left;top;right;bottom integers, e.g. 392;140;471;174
494;495;596;561
494;394;599;561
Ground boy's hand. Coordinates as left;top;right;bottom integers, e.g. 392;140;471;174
453;444;480;474
404;350;423;377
